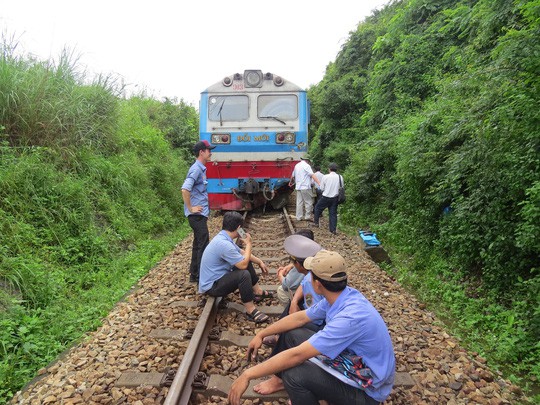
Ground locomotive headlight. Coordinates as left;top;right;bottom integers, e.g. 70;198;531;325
276;132;295;144
244;70;263;88
211;133;231;144
273;76;284;86
222;76;232;87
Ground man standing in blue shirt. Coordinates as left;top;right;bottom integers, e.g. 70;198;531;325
182;140;216;283
229;250;396;405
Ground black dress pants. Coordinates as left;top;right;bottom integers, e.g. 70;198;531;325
278;328;380;405
188;214;209;279
205;263;259;303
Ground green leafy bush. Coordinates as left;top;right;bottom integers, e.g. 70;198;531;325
0;40;197;402
309;0;540;390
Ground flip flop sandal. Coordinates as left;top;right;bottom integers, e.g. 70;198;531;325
254;290;274;303
246;309;269;324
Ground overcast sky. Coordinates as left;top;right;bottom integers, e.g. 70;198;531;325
1;0;389;106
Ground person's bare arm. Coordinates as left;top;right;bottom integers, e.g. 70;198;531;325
277;263;294;283
235;233;253;269
289;285;304;314
250;253;268;274
229;335;318;405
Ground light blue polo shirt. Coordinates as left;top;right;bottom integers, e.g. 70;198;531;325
300;272;324;326
198;230;244;293
182;160;210;217
306;287;395;402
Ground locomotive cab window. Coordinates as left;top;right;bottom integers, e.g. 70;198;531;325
257;95;298;121
208;95;249;122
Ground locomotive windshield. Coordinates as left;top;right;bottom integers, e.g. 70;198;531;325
257;95;298;120
208;95;249;121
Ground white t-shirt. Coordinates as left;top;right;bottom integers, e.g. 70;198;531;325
292;160;314;190
320;172;342;198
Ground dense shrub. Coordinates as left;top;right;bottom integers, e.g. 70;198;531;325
0;41;198;401
308;0;540;389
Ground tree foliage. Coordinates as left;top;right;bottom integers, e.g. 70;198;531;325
309;0;540;385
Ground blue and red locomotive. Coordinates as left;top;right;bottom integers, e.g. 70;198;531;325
199;70;310;211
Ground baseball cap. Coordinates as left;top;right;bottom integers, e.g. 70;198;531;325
193;140;216;154
284;235;322;260
304;250;347;281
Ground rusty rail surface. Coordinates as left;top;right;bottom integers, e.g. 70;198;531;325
163;296;221;405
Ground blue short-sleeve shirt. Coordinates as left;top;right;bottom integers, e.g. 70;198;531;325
182;160;210;217
198;231;244;293
306;287;395;402
282;268;304;292
300;272;324;326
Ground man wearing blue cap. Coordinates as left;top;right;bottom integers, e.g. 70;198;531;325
182;140;216;283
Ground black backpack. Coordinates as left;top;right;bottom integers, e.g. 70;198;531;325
337;175;346;204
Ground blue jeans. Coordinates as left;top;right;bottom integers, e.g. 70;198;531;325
314;196;338;233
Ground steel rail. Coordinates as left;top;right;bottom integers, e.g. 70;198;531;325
164;208;291;404
163;296;221;405
282;205;294;234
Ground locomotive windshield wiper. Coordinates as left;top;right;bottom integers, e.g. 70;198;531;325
260;115;286;125
217;98;226;126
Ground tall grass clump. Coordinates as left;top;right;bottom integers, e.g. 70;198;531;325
0;37;198;402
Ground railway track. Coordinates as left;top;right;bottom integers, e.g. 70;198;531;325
164;207;294;404
10;203;527;405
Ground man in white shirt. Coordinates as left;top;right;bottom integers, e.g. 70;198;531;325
313;163;343;234
312;166;324;209
289;157;320;221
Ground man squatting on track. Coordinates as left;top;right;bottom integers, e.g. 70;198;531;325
275;229;319;307
198;211;273;324
228;250;396;405
260;233;327;376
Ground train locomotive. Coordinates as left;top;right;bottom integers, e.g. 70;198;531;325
200;70;309;211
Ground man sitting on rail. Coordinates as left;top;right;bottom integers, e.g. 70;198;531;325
228;250;396;405
275;229;318;306
256;233;325;393
199;211;273;323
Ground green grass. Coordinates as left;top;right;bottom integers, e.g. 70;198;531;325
0;38;198;403
0;226;191;403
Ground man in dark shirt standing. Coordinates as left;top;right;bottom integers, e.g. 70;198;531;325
181;140;216;283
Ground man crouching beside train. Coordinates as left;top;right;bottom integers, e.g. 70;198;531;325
228;250;395;405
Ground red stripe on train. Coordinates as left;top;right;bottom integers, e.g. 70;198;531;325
206;160;298;178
